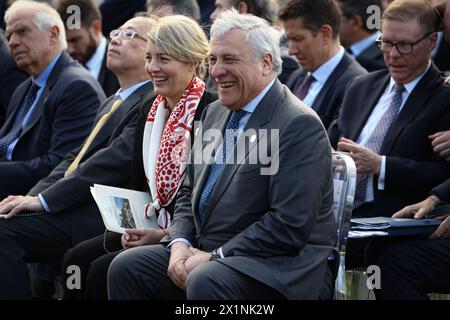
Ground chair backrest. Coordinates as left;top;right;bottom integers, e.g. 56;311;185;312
332;151;357;253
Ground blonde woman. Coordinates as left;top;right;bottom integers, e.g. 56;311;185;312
61;15;216;300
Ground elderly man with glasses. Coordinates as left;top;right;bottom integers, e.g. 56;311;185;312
0;15;155;299
330;0;450;268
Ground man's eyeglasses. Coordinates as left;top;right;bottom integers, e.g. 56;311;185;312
109;29;148;42
376;32;434;54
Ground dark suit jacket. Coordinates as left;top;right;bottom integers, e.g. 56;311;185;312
169;80;336;299
97;44;120;97
0;52;105;199
278;55;299;85
433;36;450;72
334;64;450;217
431;179;450;202
354;41;386;73
0;30;28;126
286;52;367;129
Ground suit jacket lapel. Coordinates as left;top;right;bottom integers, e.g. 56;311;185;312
312;52;351;112
200;80;282;228
89;81;153;152
21;52;73;137
381;64;440;154
0;79;31;136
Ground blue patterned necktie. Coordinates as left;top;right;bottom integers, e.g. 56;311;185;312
353;83;405;208
198;110;247;223
0;82;40;157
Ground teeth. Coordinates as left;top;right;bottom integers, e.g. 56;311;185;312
154;76;168;82
219;82;235;88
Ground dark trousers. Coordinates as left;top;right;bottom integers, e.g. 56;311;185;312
108;244;286;300
61;231;123;300
0;213;73;299
374;239;450;300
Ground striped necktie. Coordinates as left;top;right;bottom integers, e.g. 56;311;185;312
353;83;405;208
65;98;123;177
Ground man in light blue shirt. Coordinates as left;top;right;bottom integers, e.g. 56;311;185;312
338;0;387;72
0;0;105;199
280;0;367;129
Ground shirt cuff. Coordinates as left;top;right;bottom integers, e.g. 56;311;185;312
38;193;51;212
377;156;386;190
167;238;192;249
218;247;224;258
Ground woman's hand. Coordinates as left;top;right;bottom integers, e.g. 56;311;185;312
121;228;167;249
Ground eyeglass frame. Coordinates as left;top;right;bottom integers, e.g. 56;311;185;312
109;28;148;42
376;32;435;54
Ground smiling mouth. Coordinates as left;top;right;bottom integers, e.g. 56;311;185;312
217;81;236;89
153;76;168;84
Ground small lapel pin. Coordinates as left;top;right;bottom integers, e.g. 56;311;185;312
250;135;256;143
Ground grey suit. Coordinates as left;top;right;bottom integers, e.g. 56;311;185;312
108;80;337;300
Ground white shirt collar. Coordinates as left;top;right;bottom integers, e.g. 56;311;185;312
242;78;276;114
350;31;381;57
311;46;345;85
115;80;151;101
387;60;431;94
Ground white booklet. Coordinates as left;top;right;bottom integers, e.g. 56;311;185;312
90;184;159;234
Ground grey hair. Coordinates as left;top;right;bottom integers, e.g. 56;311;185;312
5;0;67;50
210;9;282;75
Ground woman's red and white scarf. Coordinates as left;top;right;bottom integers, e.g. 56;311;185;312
142;76;205;228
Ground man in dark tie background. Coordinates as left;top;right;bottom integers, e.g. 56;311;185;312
108;9;336;300
333;0;450;267
0;0;105;200
280;0;366;130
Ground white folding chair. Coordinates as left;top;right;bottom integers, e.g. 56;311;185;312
331;151;356;300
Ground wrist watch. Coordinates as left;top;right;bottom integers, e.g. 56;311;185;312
209;249;221;261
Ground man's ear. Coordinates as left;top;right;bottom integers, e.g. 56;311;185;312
90;19;102;35
261;53;273;76
49;25;60;46
353;15;364;29
428;31;438;53
237;1;249;14
319;24;333;44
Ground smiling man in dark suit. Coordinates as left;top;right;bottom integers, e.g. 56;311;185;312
108;9;336;300
333;0;450;267
0;0;105;200
56;0;120;97
280;0;367;130
0;15;154;299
